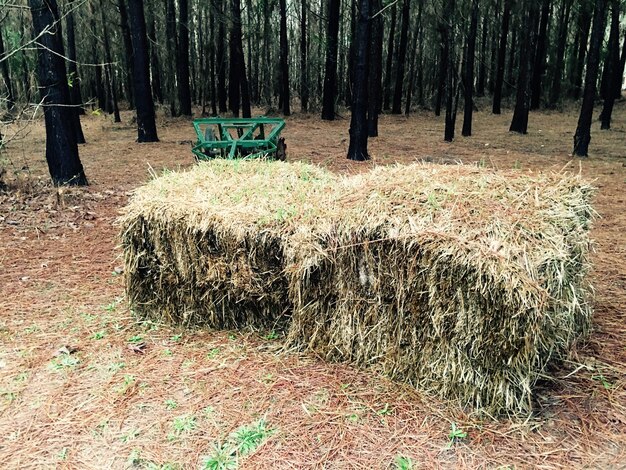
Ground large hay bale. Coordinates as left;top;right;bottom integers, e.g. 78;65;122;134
120;160;594;415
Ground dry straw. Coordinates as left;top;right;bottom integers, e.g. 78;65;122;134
120;160;595;416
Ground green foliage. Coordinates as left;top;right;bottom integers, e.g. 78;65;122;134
447;422;467;447
394;455;413;470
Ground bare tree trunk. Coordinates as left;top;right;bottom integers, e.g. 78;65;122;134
99;1;121;123
391;0;410;114
382;2;396;110
322;0;341;120
127;0;159;142
547;0;572;109
177;0;192;115
300;0;309;112
443;0;456;142
599;0;620;130
347;0;371;161
29;0;87;186
530;0;550;110
462;0;478;137
492;0;511;114
368;0;384;134
573;0;608;157
279;0;290;115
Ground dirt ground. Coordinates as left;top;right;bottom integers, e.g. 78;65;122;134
1;101;625;469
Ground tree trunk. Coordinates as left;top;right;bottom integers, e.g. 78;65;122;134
216;0;228;113
573;0;608;157
209;3;218;115
614;30;626;100
404;0;421;115
530;0;550;110
476;2;489;98
88;4;105;111
165;0;178;116
300;0;309;112
100;1;121;123
279;0;290;115
434;20;447;117
547;0;572;109
118;0;135;109
65;0;84;115
147;13;163;103
509;1;537;134
391;0;410;114
322;0;341;120
229;0;250;118
347;0;371;161
492;0;511;114
382;2;396;110
368;0;384;135
443;0;456;142
571;1;592;99
29;0;87;186
462;0;478;137
599;0;620;130
127;0;159;142
176;0;192;116
345;0;356;107
0;23;16;111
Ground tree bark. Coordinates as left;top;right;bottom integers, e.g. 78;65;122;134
547;0;572;109
391;0;410;114
29;0;87;186
530;0;550;110
147;12;163;103
127;0;159;142
368;0;384;135
215;0;228;113
571;1;591;99
509;1;537;134
300;0;309;112
229;0;250;118
462;0;478;137
322;0;341;120
476;2;489;98
404;0;421;115
382;2;396;110
573;0;608;157
0;25;16;111
279;0;290;115
492;0;511;114
117;0;135;109
347;0;371;161
599;0;620;130
165;0;178;116
443;0;456;142
65;0;84;115
99;1;121;123
176;0;192;115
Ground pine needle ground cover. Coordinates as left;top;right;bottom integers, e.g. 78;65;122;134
120;160;595;415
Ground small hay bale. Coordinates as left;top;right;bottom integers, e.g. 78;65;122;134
120;160;595;415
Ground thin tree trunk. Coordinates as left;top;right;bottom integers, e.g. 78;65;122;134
530;0;550;110
29;0;87;186
89;4;105;111
573;0;608;157
571;1;592;99
462;0;478;137
216;0;228;113
383;2;396;110
614;31;626;100
279;0;290;115
347;0;371;161
229;0;250;118
127;0;159;142
147;13;163;103
322;0;341;120
165;0;178;115
209;2;218;115
492;0;511;114
177;0;192;115
118;0;135;109
0;24;16;112
391;0;410;114
65;0;84;115
599;0;620;129
300;0;309;112
509;1;537;134
547;0;572;109
100;1;121;123
443;0;456;142
368;0;384;134
405;0;421;115
476;1;489;98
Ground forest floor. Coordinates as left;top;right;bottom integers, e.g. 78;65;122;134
0;101;625;469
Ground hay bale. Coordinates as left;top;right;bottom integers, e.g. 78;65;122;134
120;160;594;415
